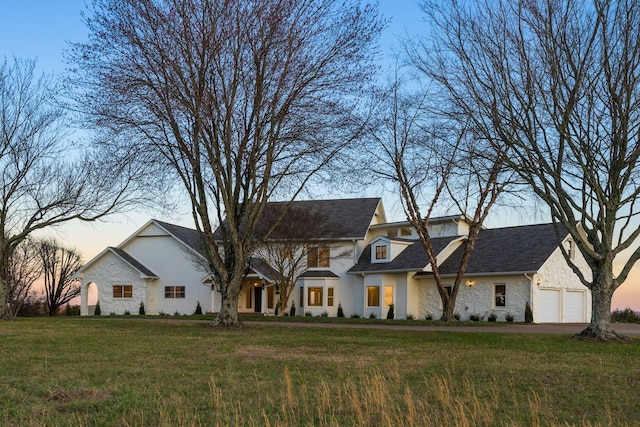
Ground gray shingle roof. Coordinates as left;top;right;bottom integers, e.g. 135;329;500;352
108;247;157;278
436;223;568;275
153;220;204;256
348;223;568;275
214;198;381;241
300;270;340;278
248;257;282;282
348;237;454;274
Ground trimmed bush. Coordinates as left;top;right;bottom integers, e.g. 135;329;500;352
337;303;344;318
406;314;415;320
350;313;360;318
470;314;480;321
386;304;394;320
94;301;101;316
488;312;497;322
124;310;131;315
425;312;433;320
525;302;533;323
304;311;312;317
506;312;514;322
139;302;145;315
369;312;377;319
320;311;328;317
289;301;296;317
194;301;202;315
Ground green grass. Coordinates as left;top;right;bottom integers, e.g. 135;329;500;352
1;317;638;426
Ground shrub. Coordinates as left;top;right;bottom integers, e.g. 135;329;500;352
386;304;394;320
470;314;480;321
109;312;116;316
525;302;533;323
488;312;497;322
289;301;296;317
611;308;640;323
94;301;101;316
506;312;514;322
454;313;461;320
174;311;181;316
350;313;361;318
337;303;344;318
406;314;414;320
159;311;166;316
304;311;312;317
320;311;328;317
369;312;377;319
64;304;80;316
194;301;203;315
139;302;145;315
124;310;131;316
425;312;433;321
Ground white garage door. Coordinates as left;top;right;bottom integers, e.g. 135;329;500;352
564;290;586;322
538;289;561;323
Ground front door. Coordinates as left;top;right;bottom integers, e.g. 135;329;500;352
254;287;262;313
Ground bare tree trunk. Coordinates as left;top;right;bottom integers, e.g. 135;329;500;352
212;273;243;328
576;272;627;341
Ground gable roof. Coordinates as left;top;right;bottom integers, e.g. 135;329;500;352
434;223;569;276
348;236;455;274
348;223;569;276
76;246;158;279
152;219;204;256
215;197;382;241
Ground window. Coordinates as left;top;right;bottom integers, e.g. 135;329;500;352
267;286;274;309
113;285;132;298
387;229;398;238
246;287;252;308
308;287;323;306
384;286;393;307
328;287;334;307
375;245;387;260
400;228;412;236
444;285;453;296
307;246;330;268
280;247;293;259
367;286;380;307
567;239;575;259
495;284;506;307
165;286;185;298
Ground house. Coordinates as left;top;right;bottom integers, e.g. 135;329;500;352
77;198;591;322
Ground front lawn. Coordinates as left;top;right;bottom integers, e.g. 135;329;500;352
0;317;637;426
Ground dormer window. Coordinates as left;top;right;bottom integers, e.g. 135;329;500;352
375;245;387;260
372;243;389;263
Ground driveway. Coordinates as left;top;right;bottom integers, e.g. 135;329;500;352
244;321;640;335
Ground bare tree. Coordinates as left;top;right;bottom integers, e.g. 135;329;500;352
71;0;384;327
413;0;640;339
0;58;143;320
35;237;82;316
253;203;347;316
367;76;512;321
6;238;43;318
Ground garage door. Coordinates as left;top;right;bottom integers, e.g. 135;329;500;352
564;290;586;322
538;289;561;322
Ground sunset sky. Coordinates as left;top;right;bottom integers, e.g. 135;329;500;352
1;0;639;310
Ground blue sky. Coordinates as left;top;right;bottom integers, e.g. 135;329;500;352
2;1;638;309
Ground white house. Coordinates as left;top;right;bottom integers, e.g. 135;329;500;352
77;197;591;322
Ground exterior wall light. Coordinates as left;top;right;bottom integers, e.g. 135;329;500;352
466;279;475;287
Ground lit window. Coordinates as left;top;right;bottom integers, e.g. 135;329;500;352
367;286;380;307
375;245;387;260
113;285;132;298
165;286;185;298
328;287;334;307
267;286;274;309
384;286;393;307
494;284;506;307
308;246;330;268
308;287;323;306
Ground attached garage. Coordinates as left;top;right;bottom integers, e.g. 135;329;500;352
538;289;561;322
564;290;587;322
537;289;588;323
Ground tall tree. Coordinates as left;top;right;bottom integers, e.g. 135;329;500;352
0;58;143;320
71;0;384;327
36;237;82;316
414;0;640;339
367;76;512;321
6;238;43;318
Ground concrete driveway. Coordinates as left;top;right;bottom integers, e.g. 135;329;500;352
245;321;640;335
